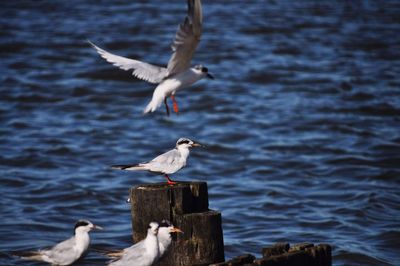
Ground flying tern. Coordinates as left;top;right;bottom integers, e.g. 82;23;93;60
89;0;213;116
15;220;102;266
112;138;202;185
107;222;160;266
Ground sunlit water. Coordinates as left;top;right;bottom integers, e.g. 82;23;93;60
1;1;400;265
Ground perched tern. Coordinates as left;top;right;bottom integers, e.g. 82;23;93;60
111;138;202;185
101;220;182;260
158;220;183;257
15;220;102;266
89;0;213;116
107;222;160;266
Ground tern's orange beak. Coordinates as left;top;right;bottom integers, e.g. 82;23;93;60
170;227;184;234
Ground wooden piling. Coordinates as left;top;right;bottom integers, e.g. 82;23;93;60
211;243;331;266
130;181;225;266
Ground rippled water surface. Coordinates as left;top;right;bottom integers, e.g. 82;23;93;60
1;1;400;265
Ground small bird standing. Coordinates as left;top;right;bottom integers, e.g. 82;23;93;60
157;220;183;257
102;220;182;261
107;222;160;266
14;220;102;266
112;138;202;185
89;0;213;116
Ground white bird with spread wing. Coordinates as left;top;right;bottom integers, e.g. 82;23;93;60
89;0;213;116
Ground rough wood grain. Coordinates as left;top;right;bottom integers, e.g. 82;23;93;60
130;181;224;266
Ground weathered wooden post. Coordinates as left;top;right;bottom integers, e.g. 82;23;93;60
211;242;332;266
130;181;225;266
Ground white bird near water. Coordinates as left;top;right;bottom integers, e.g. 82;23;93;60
89;0;213;116
14;220;102;266
103;220;182;263
112;138;202;185
107;222;161;266
157;220;183;257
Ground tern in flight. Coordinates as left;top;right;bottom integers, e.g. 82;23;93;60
89;0;213;116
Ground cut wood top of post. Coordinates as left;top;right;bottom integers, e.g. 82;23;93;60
130;181;209;215
134;181;206;190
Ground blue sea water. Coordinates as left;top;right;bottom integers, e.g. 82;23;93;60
1;1;400;265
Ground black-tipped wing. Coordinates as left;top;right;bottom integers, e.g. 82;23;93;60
166;0;202;76
89;41;168;84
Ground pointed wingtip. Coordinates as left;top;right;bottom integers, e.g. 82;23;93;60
87;39;100;50
86;39;95;46
188;0;202;35
111;165;124;170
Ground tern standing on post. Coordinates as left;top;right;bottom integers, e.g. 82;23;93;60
112;138;202;185
89;0;213;116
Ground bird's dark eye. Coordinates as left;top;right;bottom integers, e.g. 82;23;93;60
202;67;208;73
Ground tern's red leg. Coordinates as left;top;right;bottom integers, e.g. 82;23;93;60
164;97;170;116
171;95;179;114
164;174;177;185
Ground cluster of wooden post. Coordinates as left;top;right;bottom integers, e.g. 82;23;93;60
211;243;332;266
130;181;225;266
129;181;331;266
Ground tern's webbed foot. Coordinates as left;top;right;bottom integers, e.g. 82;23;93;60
164;174;177;185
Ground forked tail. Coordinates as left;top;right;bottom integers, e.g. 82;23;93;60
143;86;166;114
92;247;123;258
10;251;43;261
111;164;146;171
143;96;164;114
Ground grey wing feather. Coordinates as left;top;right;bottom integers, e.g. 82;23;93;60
50;237;74;252
167;0;202;76
109;242;148;266
89;41;168;84
42;237;76;262
150;149;179;165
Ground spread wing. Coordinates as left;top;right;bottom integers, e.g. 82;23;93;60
89;41;168;84
166;0;202;76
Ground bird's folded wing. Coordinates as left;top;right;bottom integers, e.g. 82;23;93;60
39;237;75;262
110;242;146;263
89;41;168;84
47;237;75;255
166;0;202;76
150;149;178;165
